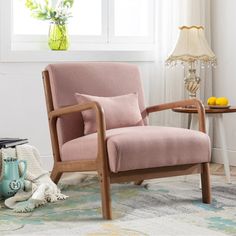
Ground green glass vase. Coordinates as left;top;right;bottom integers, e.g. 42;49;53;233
48;22;70;50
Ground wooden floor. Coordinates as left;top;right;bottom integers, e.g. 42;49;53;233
210;163;236;176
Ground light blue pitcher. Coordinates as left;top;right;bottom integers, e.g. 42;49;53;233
0;158;27;198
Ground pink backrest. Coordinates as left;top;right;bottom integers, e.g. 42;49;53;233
46;62;147;144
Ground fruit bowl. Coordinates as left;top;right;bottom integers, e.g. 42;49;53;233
208;105;231;109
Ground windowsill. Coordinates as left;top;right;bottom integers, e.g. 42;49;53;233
1;43;156;62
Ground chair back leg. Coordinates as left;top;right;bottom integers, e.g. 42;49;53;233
201;162;211;203
134;180;144;185
51;166;63;184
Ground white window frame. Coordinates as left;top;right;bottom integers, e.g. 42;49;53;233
0;0;155;62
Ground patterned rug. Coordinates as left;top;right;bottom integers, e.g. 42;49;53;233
0;174;236;236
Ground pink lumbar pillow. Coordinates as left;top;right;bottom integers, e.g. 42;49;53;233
75;93;143;135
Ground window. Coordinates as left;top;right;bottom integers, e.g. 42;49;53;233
0;0;155;61
13;0;105;37
13;0;154;44
12;0;106;47
111;0;153;42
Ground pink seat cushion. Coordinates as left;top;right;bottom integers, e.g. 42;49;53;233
75;93;143;135
61;126;211;173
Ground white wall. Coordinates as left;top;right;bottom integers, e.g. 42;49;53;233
0;63;52;169
211;0;236;165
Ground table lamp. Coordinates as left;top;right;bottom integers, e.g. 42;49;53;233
166;26;217;98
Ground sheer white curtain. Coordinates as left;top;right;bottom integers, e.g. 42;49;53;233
149;0;212;127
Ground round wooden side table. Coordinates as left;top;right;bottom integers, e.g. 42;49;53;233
173;106;236;183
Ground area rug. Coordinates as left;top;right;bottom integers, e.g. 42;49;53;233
0;174;235;236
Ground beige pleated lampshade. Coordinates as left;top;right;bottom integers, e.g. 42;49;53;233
166;26;217;66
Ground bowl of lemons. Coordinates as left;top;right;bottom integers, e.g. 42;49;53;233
207;96;230;108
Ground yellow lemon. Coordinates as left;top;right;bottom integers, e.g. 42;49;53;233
215;97;229;106
207;96;217;105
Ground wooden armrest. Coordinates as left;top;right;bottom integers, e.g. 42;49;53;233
146;99;206;133
48;102;107;165
49;101;103;120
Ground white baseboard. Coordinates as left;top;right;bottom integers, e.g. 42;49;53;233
212;148;236;166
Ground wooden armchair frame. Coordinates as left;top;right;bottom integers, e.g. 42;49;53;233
43;71;211;220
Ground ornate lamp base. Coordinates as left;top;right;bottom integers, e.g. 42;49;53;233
184;69;201;98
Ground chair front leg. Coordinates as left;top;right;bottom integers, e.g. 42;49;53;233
201;162;211;203
98;170;112;220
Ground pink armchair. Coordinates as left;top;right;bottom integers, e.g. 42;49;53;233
42;62;211;220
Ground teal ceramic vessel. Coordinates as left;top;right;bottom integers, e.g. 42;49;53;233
0;158;27;198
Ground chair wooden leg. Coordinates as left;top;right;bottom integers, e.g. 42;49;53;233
99;172;112;220
50;166;62;184
201;163;211;204
134;180;144;185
